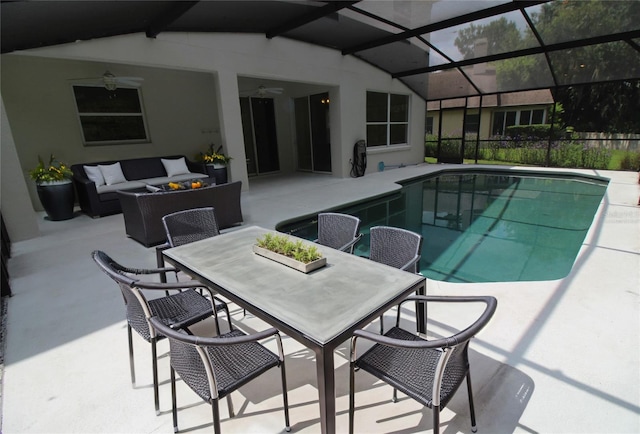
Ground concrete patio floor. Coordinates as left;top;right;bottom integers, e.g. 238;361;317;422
2;163;639;433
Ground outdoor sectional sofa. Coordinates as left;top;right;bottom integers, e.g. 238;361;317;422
71;155;207;217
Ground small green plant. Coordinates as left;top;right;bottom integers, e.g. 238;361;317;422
29;154;73;184
256;233;322;264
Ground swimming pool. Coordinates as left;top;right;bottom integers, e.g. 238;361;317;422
277;169;609;283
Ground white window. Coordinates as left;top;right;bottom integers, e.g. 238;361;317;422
492;108;546;135
366;92;409;147
72;85;149;145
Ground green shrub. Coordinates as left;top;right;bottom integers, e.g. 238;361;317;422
619;150;640;171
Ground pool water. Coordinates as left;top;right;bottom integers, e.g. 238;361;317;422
277;170;608;283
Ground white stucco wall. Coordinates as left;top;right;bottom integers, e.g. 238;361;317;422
1;32;426;241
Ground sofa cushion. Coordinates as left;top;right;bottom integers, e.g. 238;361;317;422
99;162;127;185
96;180;147;194
161;157;190;177
83;165;105;186
120;158;167;181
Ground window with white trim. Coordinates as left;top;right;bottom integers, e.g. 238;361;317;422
492;108;546;135
366;91;409;147
72;85;149;145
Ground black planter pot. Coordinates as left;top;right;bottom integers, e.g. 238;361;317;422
205;164;228;184
36;180;75;221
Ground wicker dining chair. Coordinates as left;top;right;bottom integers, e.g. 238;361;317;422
162;206;221;247
92;250;231;415
368;225;423;333
314;212;362;254
349;295;498;434
156;206;222;274
149;316;291;434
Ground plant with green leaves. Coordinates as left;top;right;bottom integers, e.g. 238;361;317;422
256;233;323;264
29;154;73;184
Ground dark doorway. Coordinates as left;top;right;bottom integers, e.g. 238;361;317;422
294;92;331;173
240;97;280;175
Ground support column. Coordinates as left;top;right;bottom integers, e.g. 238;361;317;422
214;71;249;190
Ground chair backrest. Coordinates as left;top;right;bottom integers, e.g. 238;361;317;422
92;250;154;341
369;226;423;273
162;207;220;247
317;212;362;253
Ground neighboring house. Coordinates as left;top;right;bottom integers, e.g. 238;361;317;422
1;33;427;241
425;64;555;140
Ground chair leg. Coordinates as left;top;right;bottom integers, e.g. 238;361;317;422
280;361;291;432
213;310;221;336
226;394;234;418
466;372;478;433
433;404;440;434
128;324;136;386
151;337;160;415
379;314;384;334
223;304;233;332
212;399;221;434
349;361;356;434
171;367;178;433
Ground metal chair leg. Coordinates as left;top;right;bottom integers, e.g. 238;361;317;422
433;404;441;434
171;367;178;433
466;372;478;432
226;394;234;418
280;360;291;432
128;324;136;386
212;399;221;434
151;337;160;415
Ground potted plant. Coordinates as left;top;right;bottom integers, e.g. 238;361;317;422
198;144;232;184
253;233;326;273
29;154;75;220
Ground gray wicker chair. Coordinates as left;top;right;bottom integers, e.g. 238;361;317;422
92;250;231;415
314;212;362;253
149;316;291;434
349;295;498;434
369;225;423;333
162;206;221;247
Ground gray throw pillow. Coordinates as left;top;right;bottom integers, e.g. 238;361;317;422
98;162;127;185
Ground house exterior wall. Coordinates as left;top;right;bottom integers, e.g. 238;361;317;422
0;32;426;241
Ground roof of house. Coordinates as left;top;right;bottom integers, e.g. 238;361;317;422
2;0;639;101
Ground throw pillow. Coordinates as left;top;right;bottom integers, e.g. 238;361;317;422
83;165;105;186
98;162;127;185
161;157;191;177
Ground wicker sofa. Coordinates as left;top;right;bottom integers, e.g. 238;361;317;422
71;155;207;218
118;181;243;247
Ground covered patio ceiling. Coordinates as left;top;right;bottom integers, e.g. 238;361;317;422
2;0;639;101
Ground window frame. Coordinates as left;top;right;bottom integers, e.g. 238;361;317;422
366;91;410;148
492;107;547;135
71;84;150;146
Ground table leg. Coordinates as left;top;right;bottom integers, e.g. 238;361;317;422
315;346;335;434
416;280;427;334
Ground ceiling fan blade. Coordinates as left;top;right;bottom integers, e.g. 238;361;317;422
115;78;144;87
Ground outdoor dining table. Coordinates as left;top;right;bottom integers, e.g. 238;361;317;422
162;225;426;434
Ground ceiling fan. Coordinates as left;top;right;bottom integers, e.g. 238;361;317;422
71;71;144;90
241;85;284;98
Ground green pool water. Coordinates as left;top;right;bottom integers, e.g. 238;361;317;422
277;170;608;283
